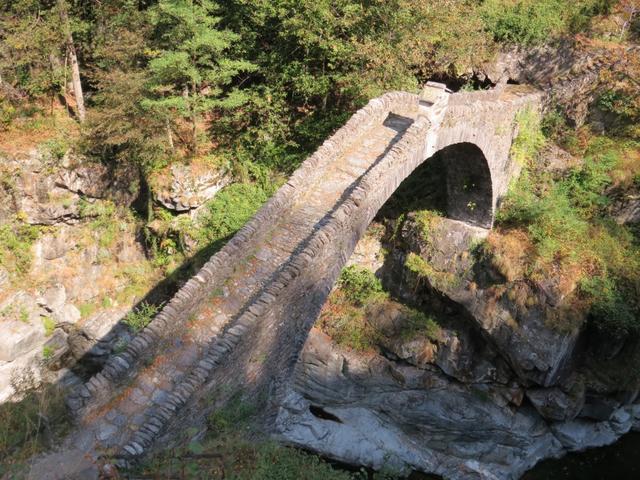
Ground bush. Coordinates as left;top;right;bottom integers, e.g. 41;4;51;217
0;222;40;279
195;183;272;247
123;302;161;333
480;0;566;45
401;310;442;342
480;0;606;45
337;265;385;306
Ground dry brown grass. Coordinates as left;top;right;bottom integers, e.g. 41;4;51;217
0;103;78;157
484;229;533;282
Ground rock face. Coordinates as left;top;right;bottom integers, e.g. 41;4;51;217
276;212;640;479
152;162;232;211
0;149;139;226
478;41;629;128
279;330;640;480
0;149;151;402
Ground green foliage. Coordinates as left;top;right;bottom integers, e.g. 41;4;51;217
158;181;275;266
143;0;255;153
400;310;442;342
244;443;354;480
337;265;385;306
318;266;388;351
207;394;257;437
496;136;640;333
42;317;56;337
78;199;121;249
480;0;608;45
413;209;443;247
0;222;40;279
405;252;458;290
41;346;54;360
0;2;66;99
78;302;96;319
511;107;545;167
598;88;640;136
123;302;161;333
41;137;69;160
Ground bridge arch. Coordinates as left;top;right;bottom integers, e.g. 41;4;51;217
433;142;493;228
36;88;541;478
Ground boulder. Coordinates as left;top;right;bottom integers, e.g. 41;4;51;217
53;304;81;325
0;320;45;362
39;227;75;260
526;385;585;422
39;284;67;312
153;162;232;211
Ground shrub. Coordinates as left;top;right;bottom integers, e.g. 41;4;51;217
401;309;442;342
495;135;640;333
480;0;566;45
0;222;40;279
123;302;160;333
480;0;605;45
195;183;273;250
337;265;385;306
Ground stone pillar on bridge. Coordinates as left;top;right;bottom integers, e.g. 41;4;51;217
418;81;450;161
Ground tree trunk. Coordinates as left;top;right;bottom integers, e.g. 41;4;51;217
183;84;198;155
165;118;175;151
57;0;85;123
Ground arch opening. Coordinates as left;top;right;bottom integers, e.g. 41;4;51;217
377;141;493;228
436;142;493;228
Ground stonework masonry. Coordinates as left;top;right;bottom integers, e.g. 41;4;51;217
27;85;541;479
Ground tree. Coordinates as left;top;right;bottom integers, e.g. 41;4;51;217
143;0;255;155
83;0;168;171
0;1;65;104
57;0;85;122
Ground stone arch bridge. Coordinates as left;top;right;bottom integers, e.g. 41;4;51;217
29;84;541;478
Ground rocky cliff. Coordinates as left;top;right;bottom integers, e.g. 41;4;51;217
276;204;640;479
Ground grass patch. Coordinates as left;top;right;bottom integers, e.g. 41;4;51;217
0;384;70;477
78;302;97;319
137;391;361;480
510;106;545;167
405;253;459;291
137;438;357;480
42;317;56;336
